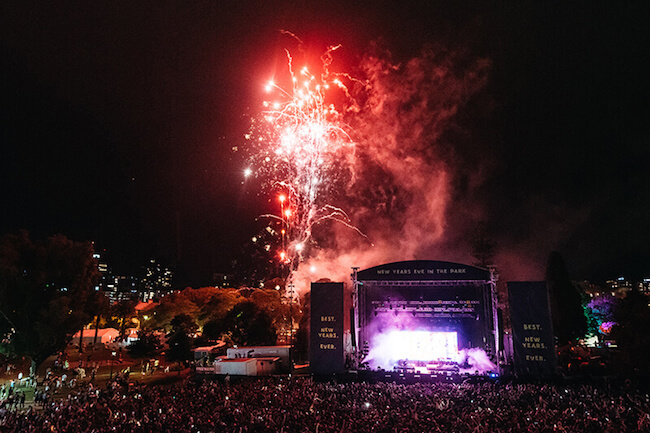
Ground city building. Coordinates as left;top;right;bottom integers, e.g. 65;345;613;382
605;277;633;298
140;259;174;301
94;251;172;303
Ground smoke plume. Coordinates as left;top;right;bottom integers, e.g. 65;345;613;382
295;46;492;289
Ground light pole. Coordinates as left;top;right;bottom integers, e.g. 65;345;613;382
279;194;287;261
109;351;116;380
288;283;295;345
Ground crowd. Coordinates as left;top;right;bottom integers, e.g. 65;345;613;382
1;375;650;432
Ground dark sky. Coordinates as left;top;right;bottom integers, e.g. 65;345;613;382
1;1;648;286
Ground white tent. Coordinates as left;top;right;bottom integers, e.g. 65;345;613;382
71;328;120;345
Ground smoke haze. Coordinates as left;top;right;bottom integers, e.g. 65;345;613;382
295;46;495;289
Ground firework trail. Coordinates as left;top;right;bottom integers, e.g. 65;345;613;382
245;45;369;278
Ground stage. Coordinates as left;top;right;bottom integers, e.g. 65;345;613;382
351;260;500;377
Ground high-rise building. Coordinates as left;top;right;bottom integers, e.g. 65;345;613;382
94;250;142;303
93;251;110;292
140;259;173;301
104;275;140;304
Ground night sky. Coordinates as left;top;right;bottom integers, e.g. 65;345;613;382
1;2;648;286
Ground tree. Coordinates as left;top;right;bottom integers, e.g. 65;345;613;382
196;287;241;326
149;291;198;332
127;330;161;360
0;231;99;372
584;294;617;339
110;299;138;340
545;251;587;346
221;301;277;346
250;286;301;345
294;291;311;363
165;314;196;365
611;289;650;374
149;286;243;333
201;318;225;343
82;290;110;349
251;288;287;327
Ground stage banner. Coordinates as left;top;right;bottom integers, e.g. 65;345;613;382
507;282;556;377
310;282;345;375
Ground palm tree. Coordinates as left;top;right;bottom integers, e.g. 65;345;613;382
111;299;138;341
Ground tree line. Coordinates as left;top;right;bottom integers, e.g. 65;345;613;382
2;231;649;376
0;231;305;370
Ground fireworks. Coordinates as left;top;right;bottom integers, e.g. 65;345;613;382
242;42;491;290
246;46;367;276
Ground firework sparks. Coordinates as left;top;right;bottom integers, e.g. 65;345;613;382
244;42;492;295
247;46;368;276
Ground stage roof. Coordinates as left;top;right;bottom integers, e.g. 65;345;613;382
356;260;490;282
